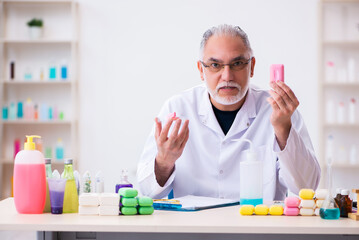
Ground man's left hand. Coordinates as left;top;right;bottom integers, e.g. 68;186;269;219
267;81;299;150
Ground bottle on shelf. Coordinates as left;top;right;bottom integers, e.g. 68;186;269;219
55;138;64;161
49;61;57;81
17;101;23;119
334;188;342;206
82;171;92;193
9;102;16;120
115;169;133;193
24;98;34;120
62;158;79;213
60;60;68;80
2;104;8;120
10;61;15;80
348;98;356;124
13;135;46;214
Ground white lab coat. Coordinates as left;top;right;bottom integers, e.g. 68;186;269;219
137;84;320;200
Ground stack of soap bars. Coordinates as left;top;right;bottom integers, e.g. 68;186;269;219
299;189;315;216
78;188;154;216
119;187;154;215
239;188;329;216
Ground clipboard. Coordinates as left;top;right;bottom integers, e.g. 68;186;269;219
153;195;239;211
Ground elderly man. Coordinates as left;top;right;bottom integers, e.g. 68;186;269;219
137;24;320;201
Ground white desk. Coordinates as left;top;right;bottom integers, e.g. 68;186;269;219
0;198;358;240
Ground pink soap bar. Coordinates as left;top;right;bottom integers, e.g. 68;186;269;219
270;64;284;83
284;196;300;208
167;112;179;121
284;206;299;216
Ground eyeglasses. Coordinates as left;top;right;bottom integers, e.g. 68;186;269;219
201;57;253;73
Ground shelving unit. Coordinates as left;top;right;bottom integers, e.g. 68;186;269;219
319;0;359;193
0;0;78;199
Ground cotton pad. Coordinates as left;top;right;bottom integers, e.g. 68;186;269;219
254;205;269;215
99;205;119;216
315;189;328;200
100;193;119;206
138;206;154;215
284;207;299;216
79;193;99;206
118;188;138;198
239;205;254;215
299;189;315;200
300;208;314;216
269;205;284;216
300;200;315;209
284;196;300;208
79;205;99;215
121;197;138;207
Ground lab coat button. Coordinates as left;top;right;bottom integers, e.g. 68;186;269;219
247;122;250;127
219;170;223;174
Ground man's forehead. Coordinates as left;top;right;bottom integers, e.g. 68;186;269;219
203;35;250;60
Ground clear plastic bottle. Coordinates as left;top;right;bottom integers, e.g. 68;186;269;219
13;135;46;214
55;138;64;161
43;158;52;213
62;158;79;213
115;169;133;193
234;139;263;206
95;171;104;193
339;189;352;218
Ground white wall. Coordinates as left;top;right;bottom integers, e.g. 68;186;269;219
78;0;320;192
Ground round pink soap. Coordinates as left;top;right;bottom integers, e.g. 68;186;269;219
284;206;299;216
284;196;300;208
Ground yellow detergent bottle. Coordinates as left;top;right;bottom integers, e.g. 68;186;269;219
62;158;79;213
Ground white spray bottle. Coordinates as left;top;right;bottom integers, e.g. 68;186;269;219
233;139;263;206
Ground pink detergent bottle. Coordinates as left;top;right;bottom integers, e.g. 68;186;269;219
14;135;46;214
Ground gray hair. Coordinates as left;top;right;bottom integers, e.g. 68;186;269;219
199;24;253;60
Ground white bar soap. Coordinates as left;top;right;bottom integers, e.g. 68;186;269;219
300;200;315;209
79;205;99;215
100;193;120;206
99;205;119;216
300;208;314;216
315;189;328;200
79;193;99;206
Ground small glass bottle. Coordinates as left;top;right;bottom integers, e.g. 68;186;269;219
334;188;342;206
95;171;104;193
82;171;92;193
43;158;52;213
339;189;352;218
62;158;79;213
115;169;133;193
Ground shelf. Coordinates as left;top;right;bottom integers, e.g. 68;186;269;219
2;0;73;3
323;82;359;88
1;120;72;125
2;80;72;86
324;123;359;128
322;163;359;168
0;39;76;44
2;159;65;165
323;41;359;47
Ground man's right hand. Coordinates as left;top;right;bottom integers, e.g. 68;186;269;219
154;116;189;187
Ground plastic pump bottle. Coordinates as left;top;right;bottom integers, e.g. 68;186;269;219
233;139;263;206
13;135;46;214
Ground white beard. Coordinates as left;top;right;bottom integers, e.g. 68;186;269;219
204;76;248;106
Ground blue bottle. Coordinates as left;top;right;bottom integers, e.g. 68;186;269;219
61;65;68;80
2;105;8;119
9;102;16;120
17;102;23;119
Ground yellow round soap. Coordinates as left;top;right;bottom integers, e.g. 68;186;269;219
254;204;269;215
299;189;315;200
269;205;284;216
239;205;254;215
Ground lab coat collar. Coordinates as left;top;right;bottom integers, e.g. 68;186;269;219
198;85;257;139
